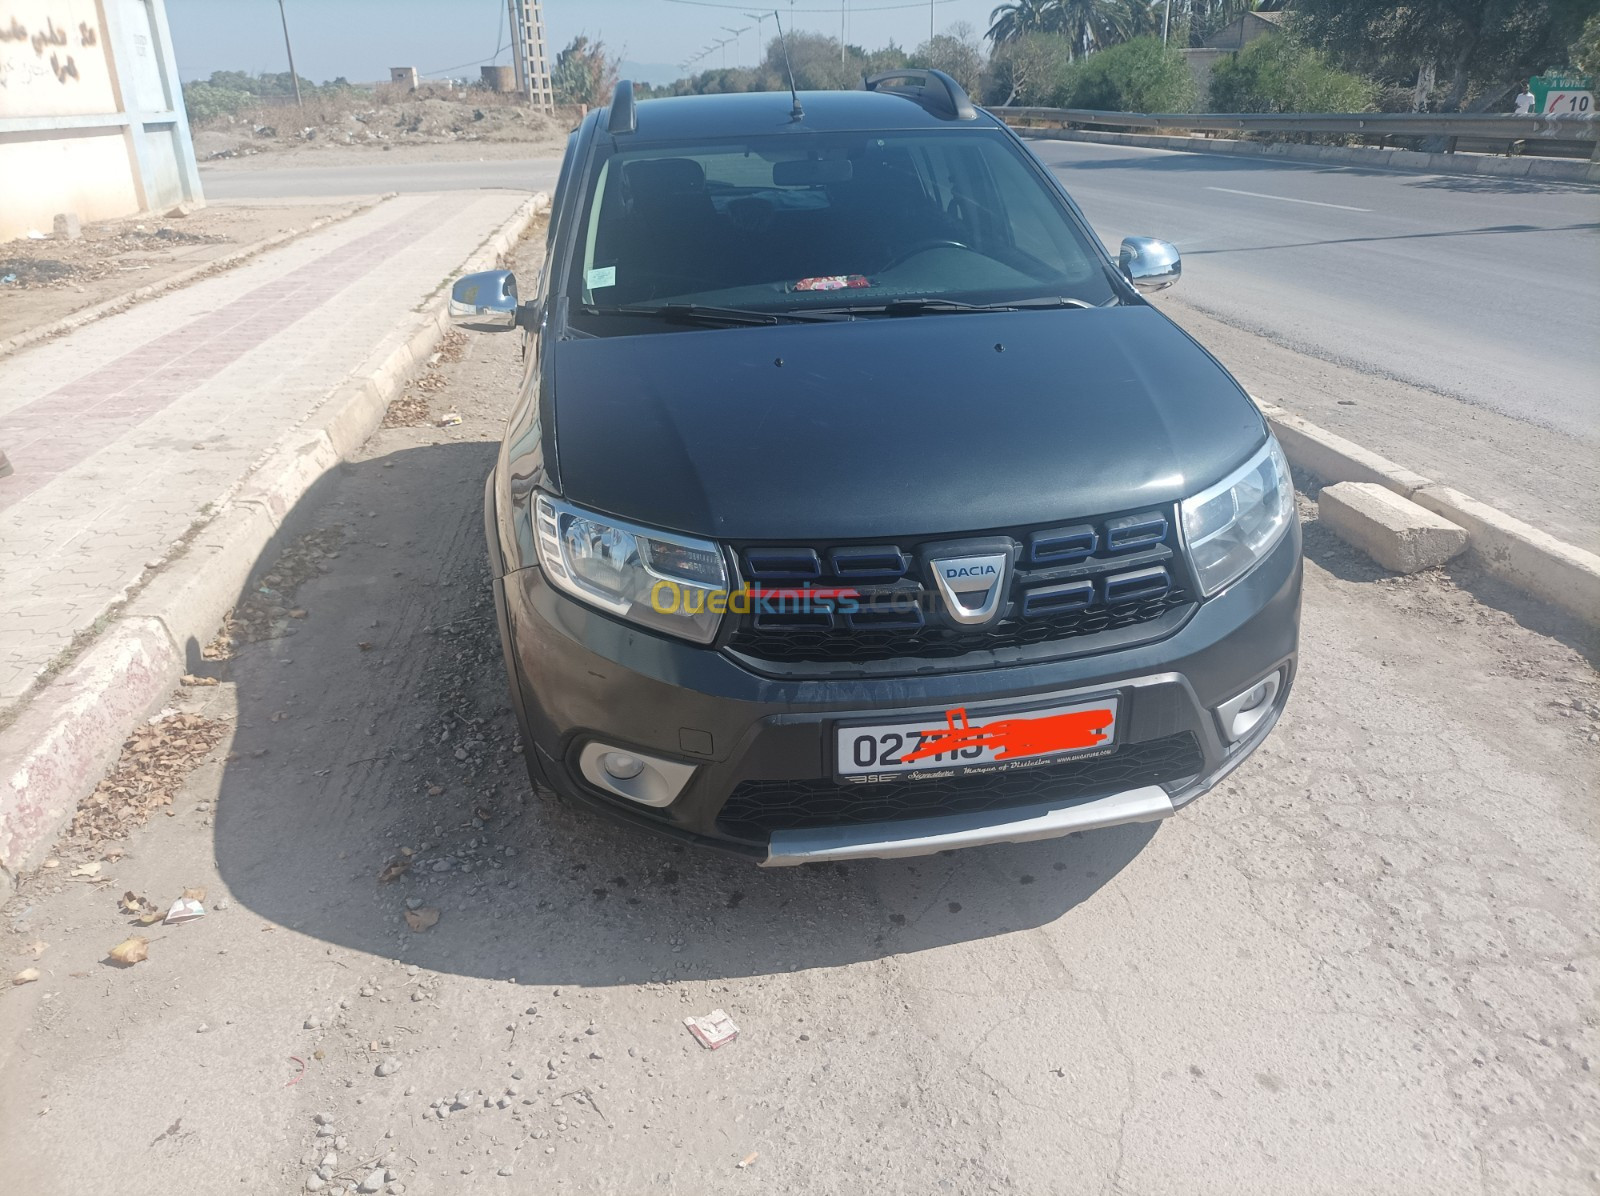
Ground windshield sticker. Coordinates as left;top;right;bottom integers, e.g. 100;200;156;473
792;274;870;292
586;265;617;289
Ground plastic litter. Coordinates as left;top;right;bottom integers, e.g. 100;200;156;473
164;897;206;924
436;412;462;427
684;1009;739;1049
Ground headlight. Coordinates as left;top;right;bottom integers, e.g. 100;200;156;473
533;494;728;643
1180;438;1294;597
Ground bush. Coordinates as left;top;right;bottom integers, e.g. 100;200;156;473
182;81;251;122
1052;37;1196;113
1208;36;1377;114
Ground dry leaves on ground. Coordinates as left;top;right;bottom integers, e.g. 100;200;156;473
381;389;431;428
204;526;344;658
71;713;229;841
108;936;150;966
120;892;165;925
435;329;468;363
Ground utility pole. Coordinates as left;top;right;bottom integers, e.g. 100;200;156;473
1161;0;1171;46
275;0;302;107
722;26;749;66
506;0;554;111
930;0;935;42
840;0;846;62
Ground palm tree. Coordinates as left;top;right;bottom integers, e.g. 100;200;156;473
1053;0;1133;54
987;0;1062;45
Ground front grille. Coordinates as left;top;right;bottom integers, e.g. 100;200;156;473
717;732;1204;839
725;506;1195;666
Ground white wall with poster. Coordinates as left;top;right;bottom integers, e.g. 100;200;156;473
0;0;202;242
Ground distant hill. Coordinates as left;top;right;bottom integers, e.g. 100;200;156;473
618;59;681;87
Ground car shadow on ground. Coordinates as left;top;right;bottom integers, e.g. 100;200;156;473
204;442;1156;988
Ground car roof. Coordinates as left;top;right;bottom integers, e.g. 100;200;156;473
613;88;1003;142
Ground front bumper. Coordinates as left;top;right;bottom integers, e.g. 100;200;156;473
491;507;1301;864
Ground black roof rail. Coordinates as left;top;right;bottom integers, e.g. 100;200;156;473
607;79;637;135
864;68;977;121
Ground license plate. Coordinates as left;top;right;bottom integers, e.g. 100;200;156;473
835;697;1119;782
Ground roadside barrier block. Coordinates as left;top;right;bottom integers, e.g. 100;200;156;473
1319;482;1467;574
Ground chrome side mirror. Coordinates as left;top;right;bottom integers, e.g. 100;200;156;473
450;269;518;326
1119;237;1181;292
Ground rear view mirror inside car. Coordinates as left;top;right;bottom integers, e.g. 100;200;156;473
773;158;853;186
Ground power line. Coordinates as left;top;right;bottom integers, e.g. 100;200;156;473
421;0;510;78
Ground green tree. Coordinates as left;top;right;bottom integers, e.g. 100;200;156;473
1293;0;1596;112
987;0;1065;44
1052;0;1141;54
1573;10;1600;74
762;31;862;91
1053;35;1197;110
1208;34;1378;112
552;35;620;107
907;23;986;95
984;32;1077;104
863;42;910;76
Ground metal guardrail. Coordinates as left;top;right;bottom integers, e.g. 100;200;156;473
999;107;1599;157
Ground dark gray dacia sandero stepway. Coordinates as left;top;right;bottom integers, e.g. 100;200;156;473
449;71;1301;866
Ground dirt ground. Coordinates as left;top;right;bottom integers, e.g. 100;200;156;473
190;88;571;166
0;199;368;347
2;230;1598;1194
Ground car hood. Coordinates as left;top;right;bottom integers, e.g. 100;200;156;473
550;307;1266;541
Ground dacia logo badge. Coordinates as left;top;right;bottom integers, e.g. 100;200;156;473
929;551;1009;626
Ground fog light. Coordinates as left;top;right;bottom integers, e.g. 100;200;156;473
1236;682;1270;713
600;752;645;780
1217;670;1282;745
577;742;696;807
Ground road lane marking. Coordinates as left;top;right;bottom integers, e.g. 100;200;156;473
1205;186;1371;212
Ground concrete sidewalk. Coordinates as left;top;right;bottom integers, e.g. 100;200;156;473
0;191;527;718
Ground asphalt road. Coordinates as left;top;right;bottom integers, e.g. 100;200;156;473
1028;139;1600;444
200;156;561;201
3;231;1598;1195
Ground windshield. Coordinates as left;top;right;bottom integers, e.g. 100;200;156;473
566;128;1118;325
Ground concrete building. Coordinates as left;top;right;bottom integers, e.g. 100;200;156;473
1183;10;1286;108
389;65;418;90
0;0;202;242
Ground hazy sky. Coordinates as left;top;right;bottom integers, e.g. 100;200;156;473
165;0;1002;85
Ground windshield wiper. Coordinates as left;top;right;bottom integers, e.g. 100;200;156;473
580;303;847;326
815;296;1097;317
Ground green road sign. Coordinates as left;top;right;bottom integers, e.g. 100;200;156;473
1529;74;1594;115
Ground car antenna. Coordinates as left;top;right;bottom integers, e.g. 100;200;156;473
773;9;803;121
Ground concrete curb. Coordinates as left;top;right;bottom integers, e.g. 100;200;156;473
0;195;391;361
1013;126;1600;186
1254;399;1600;623
0;191;549;901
